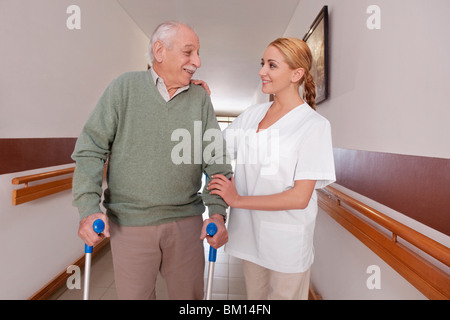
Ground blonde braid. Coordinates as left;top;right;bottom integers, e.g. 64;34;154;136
303;72;316;110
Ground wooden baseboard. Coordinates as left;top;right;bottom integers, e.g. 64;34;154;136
30;237;324;300
308;285;323;300
28;238;110;300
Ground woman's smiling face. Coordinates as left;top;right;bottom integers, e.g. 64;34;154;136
259;45;298;95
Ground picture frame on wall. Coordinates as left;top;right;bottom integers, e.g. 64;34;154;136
303;5;329;105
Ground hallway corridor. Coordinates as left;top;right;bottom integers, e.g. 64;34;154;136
49;240;247;300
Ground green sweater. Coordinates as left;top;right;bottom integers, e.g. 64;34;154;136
72;70;233;226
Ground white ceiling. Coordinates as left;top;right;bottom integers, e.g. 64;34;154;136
117;0;301;115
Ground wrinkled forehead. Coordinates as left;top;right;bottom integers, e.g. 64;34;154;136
172;25;200;49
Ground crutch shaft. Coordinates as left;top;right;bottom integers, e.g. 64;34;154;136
206;261;215;300
83;252;92;300
82;219;105;300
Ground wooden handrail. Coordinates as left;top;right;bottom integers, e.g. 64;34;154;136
12;167;74;186
318;185;450;300
322;186;450;267
12;167;75;205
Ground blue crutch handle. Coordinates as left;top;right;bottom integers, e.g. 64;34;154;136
84;219;105;253
206;222;217;262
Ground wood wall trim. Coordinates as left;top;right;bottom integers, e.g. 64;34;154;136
28;238;109;300
333;148;450;235
0;138;76;175
318;187;450;300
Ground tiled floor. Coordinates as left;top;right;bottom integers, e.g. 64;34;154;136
49;240;247;300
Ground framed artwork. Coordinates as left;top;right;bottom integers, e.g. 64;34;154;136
303;6;329;105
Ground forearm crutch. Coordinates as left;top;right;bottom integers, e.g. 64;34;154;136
83;219;105;300
205;222;217;300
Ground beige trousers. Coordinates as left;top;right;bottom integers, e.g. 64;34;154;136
109;215;205;300
242;260;310;300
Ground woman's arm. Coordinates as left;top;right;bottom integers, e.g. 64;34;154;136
207;174;316;211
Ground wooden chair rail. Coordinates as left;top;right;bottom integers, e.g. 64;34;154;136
12;167;75;205
318;186;450;300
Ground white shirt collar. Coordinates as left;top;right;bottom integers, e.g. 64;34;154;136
150;68;189;102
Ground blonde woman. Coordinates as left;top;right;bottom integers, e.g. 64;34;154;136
208;38;336;300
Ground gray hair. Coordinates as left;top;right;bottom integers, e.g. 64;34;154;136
147;21;190;63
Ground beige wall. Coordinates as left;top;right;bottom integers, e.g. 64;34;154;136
0;0;148;299
0;0;148;138
283;0;450;159
280;0;450;299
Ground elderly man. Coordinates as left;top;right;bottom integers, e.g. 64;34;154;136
72;21;232;300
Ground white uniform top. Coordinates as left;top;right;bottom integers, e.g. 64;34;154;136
223;102;336;273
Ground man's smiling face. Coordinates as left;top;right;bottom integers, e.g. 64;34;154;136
158;25;201;94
